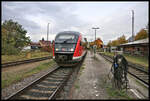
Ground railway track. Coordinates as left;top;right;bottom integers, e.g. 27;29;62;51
5;52;87;100
99;53;149;86
2;56;52;68
5;66;74;100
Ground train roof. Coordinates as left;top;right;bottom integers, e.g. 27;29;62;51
57;31;81;36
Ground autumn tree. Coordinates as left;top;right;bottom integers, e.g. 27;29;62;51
2;19;31;55
106;35;127;47
94;38;103;48
107;40;112;47
111;40;119;46
117;35;128;44
90;42;94;47
135;29;148;41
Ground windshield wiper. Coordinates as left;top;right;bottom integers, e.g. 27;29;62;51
63;38;72;43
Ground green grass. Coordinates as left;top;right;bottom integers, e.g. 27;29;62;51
124;54;148;68
99;76;131;99
102;52;114;57
1;60;55;89
2;72;23;89
2;50;52;64
106;85;131;99
24;60;54;78
74;84;80;89
101;52;148;68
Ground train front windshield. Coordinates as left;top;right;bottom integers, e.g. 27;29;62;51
55;34;78;43
57;34;75;40
55;34;79;52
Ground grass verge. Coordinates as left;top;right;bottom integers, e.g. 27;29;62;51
74;84;80;89
106;85;131;99
2;60;55;89
99;76;131;99
101;52;148;69
2;50;52;64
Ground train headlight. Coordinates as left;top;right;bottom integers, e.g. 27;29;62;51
55;48;59;51
70;48;74;51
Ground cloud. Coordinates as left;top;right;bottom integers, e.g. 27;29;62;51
2;2;148;44
81;2;148;44
2;2;87;42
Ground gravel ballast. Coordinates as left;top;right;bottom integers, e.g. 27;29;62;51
1;62;58;100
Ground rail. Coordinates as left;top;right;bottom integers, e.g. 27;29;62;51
99;53;149;86
99;53;148;74
5;66;73;100
4;52;87;100
2;56;52;68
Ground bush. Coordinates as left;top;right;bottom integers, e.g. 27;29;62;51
2;44;20;55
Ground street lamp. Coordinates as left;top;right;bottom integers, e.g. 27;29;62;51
92;27;99;58
47;23;50;41
92;27;100;41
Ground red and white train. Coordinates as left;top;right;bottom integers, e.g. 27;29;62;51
53;31;87;66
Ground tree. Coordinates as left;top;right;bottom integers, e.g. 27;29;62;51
2;19;31;55
111;40;119;46
106;39;119;46
95;38;103;48
135;29;148;41
106;35;128;47
117;35;128;44
107;40;112;47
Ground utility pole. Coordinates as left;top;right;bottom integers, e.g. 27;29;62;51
47;23;50;41
132;10;134;42
146;23;149;34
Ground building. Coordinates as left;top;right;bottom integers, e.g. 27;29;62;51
30;42;41;49
22;42;41;51
22;46;31;51
103;45;108;52
118;38;149;56
26;38;52;52
110;46;117;52
39;39;52;52
102;45;117;53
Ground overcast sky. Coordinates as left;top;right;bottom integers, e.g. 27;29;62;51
2;1;148;44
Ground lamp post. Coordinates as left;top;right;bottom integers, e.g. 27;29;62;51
92;27;99;41
92;27;99;58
